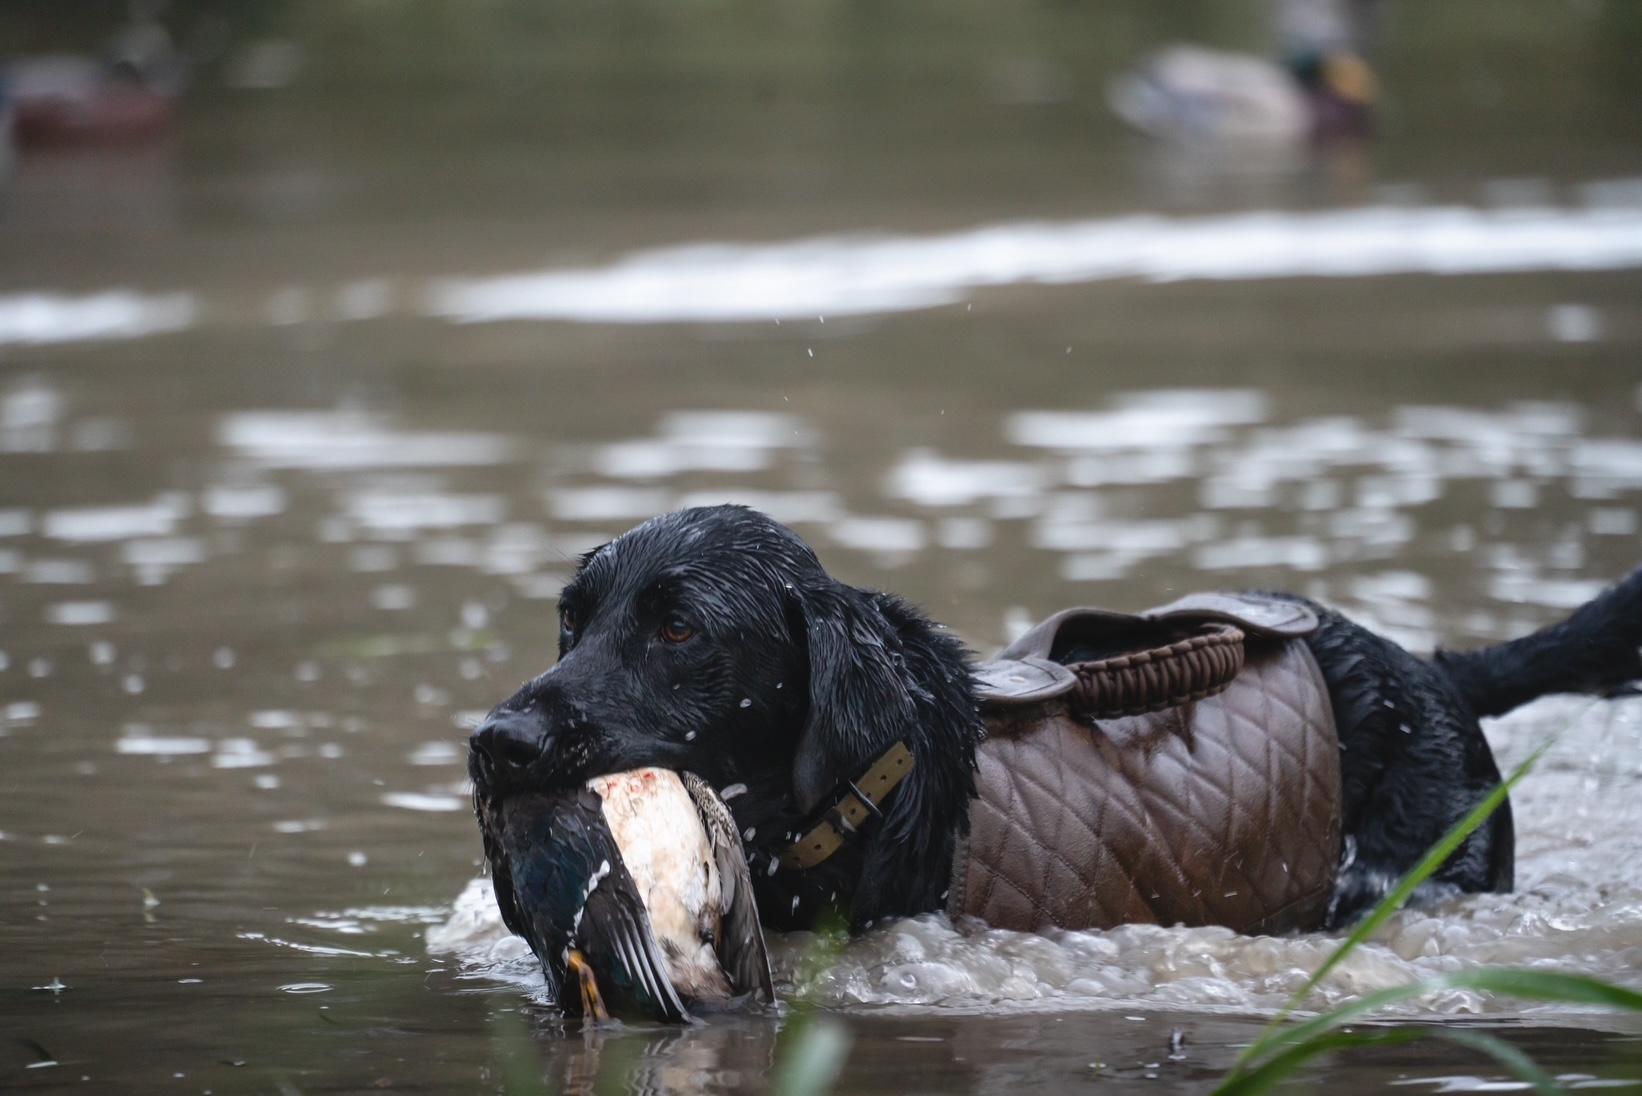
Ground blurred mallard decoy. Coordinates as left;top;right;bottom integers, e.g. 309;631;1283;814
5;7;184;149
1108;43;1375;145
488;768;774;1023
1109;0;1377;144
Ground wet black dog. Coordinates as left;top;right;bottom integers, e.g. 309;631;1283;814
469;505;1642;933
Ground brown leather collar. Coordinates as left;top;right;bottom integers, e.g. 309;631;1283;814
780;741;915;871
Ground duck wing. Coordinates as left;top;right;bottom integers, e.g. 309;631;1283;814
476;793;526;941
578;862;693;1023
496;789;692;1023
680;771;776;1002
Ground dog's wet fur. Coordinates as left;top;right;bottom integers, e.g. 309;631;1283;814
470;505;1642;933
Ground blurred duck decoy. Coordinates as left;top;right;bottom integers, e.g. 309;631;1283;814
1108;0;1378;144
5;9;184;149
1108;43;1375;145
490;768;774;1023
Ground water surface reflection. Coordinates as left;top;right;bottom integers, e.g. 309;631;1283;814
4;3;1642;1091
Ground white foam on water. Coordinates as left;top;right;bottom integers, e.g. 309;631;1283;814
885;450;1047;508
212;738;276;769
660;411;813;449
593;440;773;478
343;490;507;533
23;559;97;585
116;730;213;756
0;291;196;346
5;702;42;724
219;412;516;470
202;484;288;521
548;487;675;523
43;601;115;626
828;516;928;556
0;380;65;452
1006;390;1268;452
425;206;1642;324
409;741;463;766
380;791;467;813
122;538;207;585
41;496;189;542
591;412;815;479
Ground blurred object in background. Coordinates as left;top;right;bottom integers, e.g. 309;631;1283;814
1110;0;1378;145
4;0;183;150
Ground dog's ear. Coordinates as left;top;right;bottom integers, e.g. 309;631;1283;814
790;582;918;814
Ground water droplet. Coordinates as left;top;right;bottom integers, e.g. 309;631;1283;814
739;698;752;708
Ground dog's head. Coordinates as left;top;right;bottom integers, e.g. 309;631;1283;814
467;505;950;814
470;504;983;926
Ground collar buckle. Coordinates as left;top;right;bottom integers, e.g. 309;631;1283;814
779;740;915;872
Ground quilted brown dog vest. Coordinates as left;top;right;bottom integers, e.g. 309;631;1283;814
947;592;1342;936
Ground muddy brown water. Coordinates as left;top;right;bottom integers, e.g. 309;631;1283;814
4;3;1642;1092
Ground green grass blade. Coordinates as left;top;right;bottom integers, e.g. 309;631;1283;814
1214;1025;1564;1096
1236;968;1642;1076
1292;743;1549;1007
1433;969;1642;1012
771;1014;851;1096
1214;1028;1430;1095
1426;1029;1560;1096
1236;741;1550;1070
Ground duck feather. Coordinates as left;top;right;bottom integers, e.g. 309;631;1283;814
681;770;776;1002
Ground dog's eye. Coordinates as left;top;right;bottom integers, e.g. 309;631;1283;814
659;617;696;644
559;607;577;634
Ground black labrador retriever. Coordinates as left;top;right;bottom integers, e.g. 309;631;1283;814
469;504;1642;934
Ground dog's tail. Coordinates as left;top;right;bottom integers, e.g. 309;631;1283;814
1434;566;1642;719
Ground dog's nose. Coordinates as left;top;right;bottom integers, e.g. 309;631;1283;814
470;711;547;771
